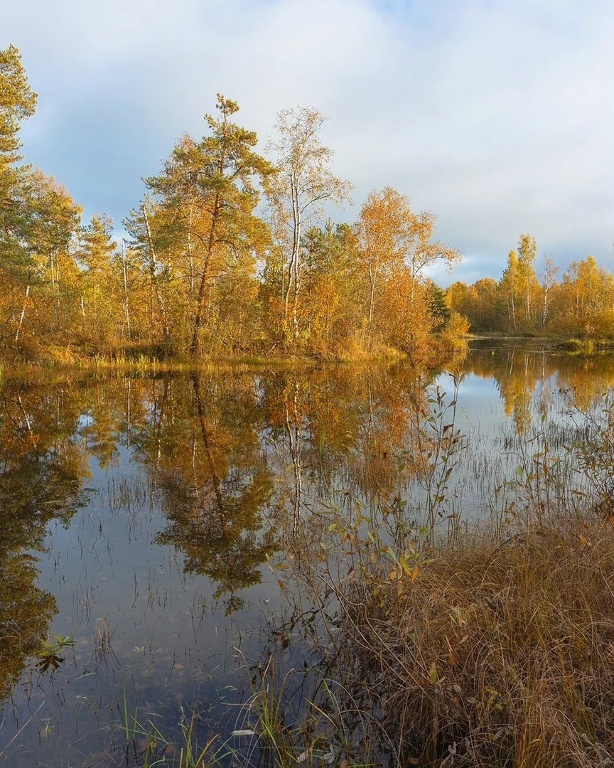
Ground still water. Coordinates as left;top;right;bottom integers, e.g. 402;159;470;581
1;342;613;766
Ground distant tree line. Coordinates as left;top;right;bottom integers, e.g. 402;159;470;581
448;236;614;339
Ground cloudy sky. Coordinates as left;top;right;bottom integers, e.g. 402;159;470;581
4;0;614;284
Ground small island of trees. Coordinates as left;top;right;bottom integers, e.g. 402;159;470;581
3;44;612;368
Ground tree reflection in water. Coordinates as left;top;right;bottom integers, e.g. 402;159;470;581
2;348;614;764
139;373;281;612
0;384;86;703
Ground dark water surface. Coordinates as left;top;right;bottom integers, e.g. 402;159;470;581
2;343;614;766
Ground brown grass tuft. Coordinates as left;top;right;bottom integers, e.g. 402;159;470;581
327;515;614;766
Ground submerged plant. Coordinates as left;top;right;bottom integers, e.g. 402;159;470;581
35;634;75;673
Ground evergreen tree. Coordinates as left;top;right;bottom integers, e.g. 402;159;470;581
145;96;274;355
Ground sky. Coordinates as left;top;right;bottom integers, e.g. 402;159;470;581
4;0;614;285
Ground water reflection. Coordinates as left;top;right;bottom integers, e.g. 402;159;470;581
0;384;87;704
154;374;280;613
467;341;614;423
1;346;614;764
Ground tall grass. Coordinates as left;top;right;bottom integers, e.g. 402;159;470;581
254;389;614;767
320;514;614;767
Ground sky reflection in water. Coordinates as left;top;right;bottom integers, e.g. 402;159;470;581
2;344;614;765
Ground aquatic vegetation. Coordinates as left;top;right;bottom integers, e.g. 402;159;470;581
122;696;223;767
35;634;75;673
1;348;614;766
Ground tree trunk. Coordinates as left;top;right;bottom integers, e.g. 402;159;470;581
15;284;30;342
283;171;301;343
142;203;170;344
190;193;221;356
121;240;131;339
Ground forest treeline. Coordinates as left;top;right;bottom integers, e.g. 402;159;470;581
448;236;614;340
0;45;464;363
1;45;611;365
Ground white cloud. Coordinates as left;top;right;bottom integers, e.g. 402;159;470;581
4;0;614;282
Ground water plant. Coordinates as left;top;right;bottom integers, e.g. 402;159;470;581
121;693;223;767
35;634;75;673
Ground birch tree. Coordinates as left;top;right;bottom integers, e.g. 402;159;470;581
499;251;519;332
517;234;540;328
540;255;558;329
266;107;351;344
355;187;460;346
12;169;81;343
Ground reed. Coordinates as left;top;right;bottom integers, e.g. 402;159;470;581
253;387;614;766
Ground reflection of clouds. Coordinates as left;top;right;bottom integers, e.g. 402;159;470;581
5;0;612;277
459;345;614;432
442;372;496;396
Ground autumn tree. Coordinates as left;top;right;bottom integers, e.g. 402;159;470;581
551;256;614;338
143;96;274;355
0;45;38;343
540;255;559;329
0;46;84;353
447;278;500;332
123;200;172;347
298;221;362;354
427;281;451;331
354;187;460;351
0;44;36;213
19;170;82;342
499;250;519;331
78;215;118;345
0;167;81;347
516;234;541;329
355;188;407;338
497;236;542;333
266;106;351;345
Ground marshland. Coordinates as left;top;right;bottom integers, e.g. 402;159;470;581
2;340;614;767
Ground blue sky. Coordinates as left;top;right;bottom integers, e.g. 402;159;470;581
4;0;614;285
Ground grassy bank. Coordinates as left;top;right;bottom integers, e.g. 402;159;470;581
249;509;614;768
1;327;469;374
326;515;614;767
246;392;614;767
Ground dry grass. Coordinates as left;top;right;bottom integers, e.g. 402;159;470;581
325;514;614;766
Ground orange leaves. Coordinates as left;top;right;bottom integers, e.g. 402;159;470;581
353;187;460;352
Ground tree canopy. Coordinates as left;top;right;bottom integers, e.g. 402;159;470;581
4;43;614;364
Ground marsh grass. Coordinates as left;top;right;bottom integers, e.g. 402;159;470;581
121;695;222;767
232;652;385;768
320;513;614;767
264;510;614;766
252;388;614;767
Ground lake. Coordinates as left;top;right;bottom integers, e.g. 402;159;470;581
2;341;614;766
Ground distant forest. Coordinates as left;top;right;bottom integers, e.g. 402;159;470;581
448;241;614;340
1;45;611;365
